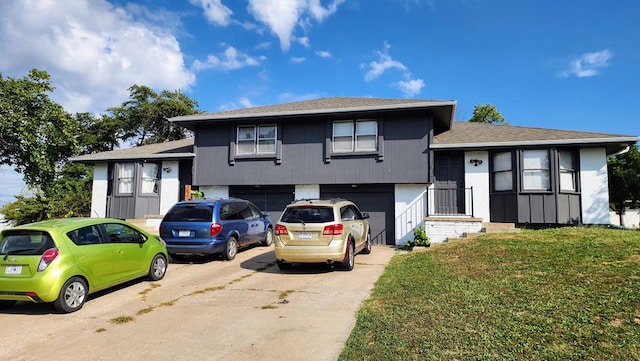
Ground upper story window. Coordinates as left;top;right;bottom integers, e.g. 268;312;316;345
140;163;159;194
117;163;134;194
559;150;576;191
492;152;513;191
332;120;377;153
522;149;550;191
237;125;277;155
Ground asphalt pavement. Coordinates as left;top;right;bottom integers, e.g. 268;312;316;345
1;244;396;361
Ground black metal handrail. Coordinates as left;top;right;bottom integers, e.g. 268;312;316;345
426;187;474;217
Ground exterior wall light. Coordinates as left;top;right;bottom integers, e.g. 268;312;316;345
469;159;483;166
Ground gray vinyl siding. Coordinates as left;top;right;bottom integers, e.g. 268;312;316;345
489;147;582;225
193;114;433;186
106;162;161;219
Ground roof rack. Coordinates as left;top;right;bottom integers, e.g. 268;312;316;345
290;198;347;204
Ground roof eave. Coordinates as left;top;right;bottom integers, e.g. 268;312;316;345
170;101;457;130
431;137;639;154
69;152;195;164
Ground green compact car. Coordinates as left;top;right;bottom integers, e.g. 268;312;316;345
0;218;168;313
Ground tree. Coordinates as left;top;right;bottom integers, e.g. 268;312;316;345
0;69;80;190
108;85;200;146
607;144;640;226
468;104;509;125
74;112;121;154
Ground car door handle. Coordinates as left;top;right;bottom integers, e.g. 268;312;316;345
116;250;124;254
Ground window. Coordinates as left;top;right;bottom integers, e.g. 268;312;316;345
69;226;102;245
332;120;377;153
237;125;277;155
522;150;550;191
492;152;513;191
559;150;576;191
117;163;134;194
141;163;159;194
104;223;144;243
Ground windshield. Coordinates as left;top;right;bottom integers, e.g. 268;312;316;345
280;207;334;223
163;204;213;222
0;230;55;257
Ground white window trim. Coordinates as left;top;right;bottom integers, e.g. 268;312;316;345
522;149;550;191
117;163;135;195
332;119;377;153
236;124;277;156
492;152;513;191
559;150;577;192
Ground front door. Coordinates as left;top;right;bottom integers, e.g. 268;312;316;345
433;152;465;215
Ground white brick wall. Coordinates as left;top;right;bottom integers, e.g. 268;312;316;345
424;219;483;243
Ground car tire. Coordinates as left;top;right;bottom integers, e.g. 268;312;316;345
342;241;355;271
361;231;372;255
0;300;17;309
54;277;88;313
224;237;238;261
277;260;292;270
262;227;274;246
148;254;167;281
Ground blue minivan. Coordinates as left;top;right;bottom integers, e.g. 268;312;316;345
159;198;273;260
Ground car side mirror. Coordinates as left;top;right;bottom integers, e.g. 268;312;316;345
262;211;271;217
362;212;370;219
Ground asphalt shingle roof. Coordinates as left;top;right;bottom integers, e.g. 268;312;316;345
433;122;638;152
70;137;194;163
171;97;456;122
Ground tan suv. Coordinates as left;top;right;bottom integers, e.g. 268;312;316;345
274;199;371;271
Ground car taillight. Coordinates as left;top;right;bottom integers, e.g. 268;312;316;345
322;224;343;236
38;248;59;272
211;223;223;236
275;224;288;235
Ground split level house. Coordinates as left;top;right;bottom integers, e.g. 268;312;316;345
71;97;639;244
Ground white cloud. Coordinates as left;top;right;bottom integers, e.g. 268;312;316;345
218;97;255;111
363;42;408;81
296;36;310;47
0;0;195;114
247;0;344;51
190;0;233;26
291;57;306;63
0;165;31;207
193;45;265;71
315;50;331;58
363;42;425;97
395;79;425;97
308;0;345;21
560;49;614;78
255;41;272;50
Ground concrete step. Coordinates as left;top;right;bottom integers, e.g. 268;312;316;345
126;217;160;235
481;222;521;233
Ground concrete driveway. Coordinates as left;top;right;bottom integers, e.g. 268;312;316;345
1;244;395;361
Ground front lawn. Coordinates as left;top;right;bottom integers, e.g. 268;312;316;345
340;227;640;360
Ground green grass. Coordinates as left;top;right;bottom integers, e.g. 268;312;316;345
340;227;640;361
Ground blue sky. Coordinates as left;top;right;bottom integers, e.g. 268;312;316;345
0;0;638;205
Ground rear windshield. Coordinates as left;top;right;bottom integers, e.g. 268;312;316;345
280;207;334;223
163;204;214;222
0;230;56;256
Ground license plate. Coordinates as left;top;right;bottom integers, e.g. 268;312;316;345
5;265;22;275
298;232;313;239
178;230;191;237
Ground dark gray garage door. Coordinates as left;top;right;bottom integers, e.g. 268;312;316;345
321;184;395;246
230;185;295;225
